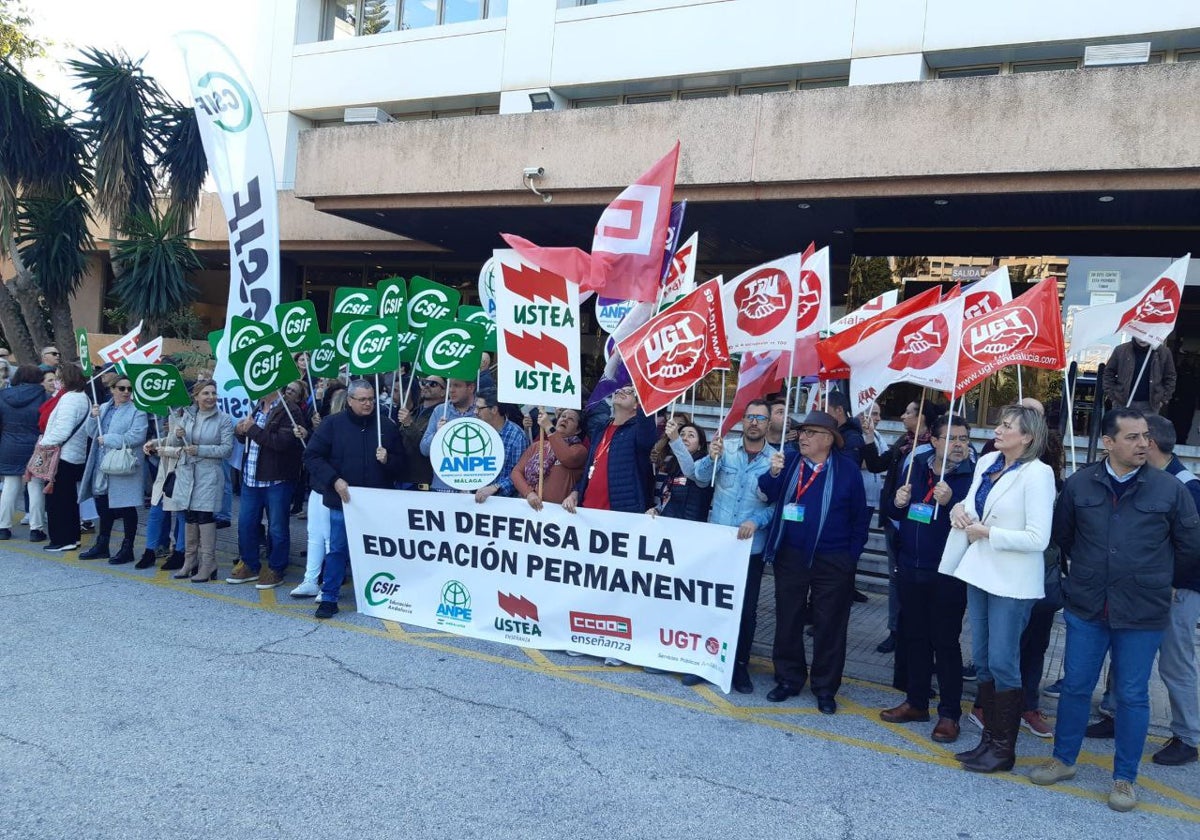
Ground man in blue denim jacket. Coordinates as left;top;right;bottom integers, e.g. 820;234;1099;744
691;399;777;694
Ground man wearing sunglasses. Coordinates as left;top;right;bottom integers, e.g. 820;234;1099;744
396;375;444;490
691;399;778;694
38;346;60;373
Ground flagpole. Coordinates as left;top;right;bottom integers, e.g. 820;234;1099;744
712;369;727;488
537;424;545;501
1017;365;1024;401
374;374;382;448
304;365;316;411
934;327;965;519
276;389;307;450
781;375;794;446
904;388;926;487
1125;348;1153;407
405;340;424;412
1064;362;1078;472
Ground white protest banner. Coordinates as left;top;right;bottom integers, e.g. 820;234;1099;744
494;248;582;409
96;320;143;365
177;31;281;423
344;489;749;692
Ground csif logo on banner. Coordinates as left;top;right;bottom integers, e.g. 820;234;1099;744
194;71;252;133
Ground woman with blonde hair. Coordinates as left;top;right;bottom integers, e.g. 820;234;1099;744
940;404;1055;774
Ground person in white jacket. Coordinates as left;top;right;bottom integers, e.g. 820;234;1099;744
40;364;92;551
940;404;1055;774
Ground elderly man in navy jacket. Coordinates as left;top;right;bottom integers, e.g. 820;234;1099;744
759;410;869;714
304;378;405;620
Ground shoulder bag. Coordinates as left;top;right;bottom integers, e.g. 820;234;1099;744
25;412;88;493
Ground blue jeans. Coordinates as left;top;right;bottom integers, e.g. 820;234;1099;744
967;584;1034;691
319;508;350;605
218;461;233;523
237;482;293;573
1054;610;1164;782
145;503;186;552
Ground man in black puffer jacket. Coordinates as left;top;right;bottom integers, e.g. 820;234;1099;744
304;378;404;619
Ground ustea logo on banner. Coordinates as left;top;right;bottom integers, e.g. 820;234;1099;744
631;312;706;395
436;580;473;627
965;307;1036;363
194;70;252;133
495;592;542;641
734;268;791;334
430;417;503;491
889;315;949;371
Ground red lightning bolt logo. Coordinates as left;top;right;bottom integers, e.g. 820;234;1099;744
503;331;570;371
498;592;539;621
501;263;569;304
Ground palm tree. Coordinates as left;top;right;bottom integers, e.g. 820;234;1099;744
70;48;208;340
0;56;93;360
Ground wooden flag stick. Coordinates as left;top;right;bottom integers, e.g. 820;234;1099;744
1065;364;1078;472
537;423;546;501
904;388;926;487
1126;348;1153;407
374;374;382;448
712;369;727;488
1017;365;1024;402
276;389;307;449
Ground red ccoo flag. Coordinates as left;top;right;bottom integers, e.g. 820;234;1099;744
502;143;680;303
499;262;569;304
503;331;571;371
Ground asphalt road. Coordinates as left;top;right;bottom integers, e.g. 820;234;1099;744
3;546;1198;840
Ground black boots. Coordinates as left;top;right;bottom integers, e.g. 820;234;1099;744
135;549;157;569
79;534;111;560
107;536;136;565
961;687;1023;773
161;550;185;571
955;681;994;762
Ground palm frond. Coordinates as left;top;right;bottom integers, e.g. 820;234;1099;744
110;209;201;321
15;193;94;302
153;104;207;234
68;48;159;225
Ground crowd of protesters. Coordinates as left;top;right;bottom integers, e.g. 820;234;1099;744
9;348;1199;815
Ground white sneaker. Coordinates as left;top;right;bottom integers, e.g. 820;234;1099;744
564;650;585;657
604;658;625;667
290;580;320;598
19;514;29;525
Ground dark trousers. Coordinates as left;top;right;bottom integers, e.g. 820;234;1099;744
94;494;138;544
773;546;855;696
46;460;85;546
1020;606;1058;712
735;553;765;666
897;569;967;721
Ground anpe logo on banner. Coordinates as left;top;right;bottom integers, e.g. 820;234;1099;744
734;268;792;334
888;315;949;371
1119;276;1181;329
569;612;633;639
436;580;473;626
963;290;1003;322
478;258;497;317
593;184;660;255
430;417;504;491
631;312;706;394
495;592;542;640
965;307;1036;363
194;70;252;133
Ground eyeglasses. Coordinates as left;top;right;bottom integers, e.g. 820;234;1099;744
744;414;769;423
113;385;131;392
475;404;492;412
614;387;635;396
418;379;444;388
349;396;375;403
799;428;833;437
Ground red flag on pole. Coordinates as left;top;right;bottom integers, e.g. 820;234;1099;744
502;143;681;303
617;278;729;415
720;350;786;436
954;277;1065;397
816;285;942;380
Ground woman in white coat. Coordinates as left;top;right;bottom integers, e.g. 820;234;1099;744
40;364;92;551
940;404;1054;774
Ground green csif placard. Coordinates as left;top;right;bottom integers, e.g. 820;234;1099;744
417;319;486;382
346;318;399;375
308;333;344;378
75;328;93;378
458;305;497;353
274;300;321;351
229;333;301;400
126;363;192;416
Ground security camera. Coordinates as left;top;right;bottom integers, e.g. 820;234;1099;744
523;166;545;178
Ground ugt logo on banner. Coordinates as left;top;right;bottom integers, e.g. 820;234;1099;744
430;417;503;491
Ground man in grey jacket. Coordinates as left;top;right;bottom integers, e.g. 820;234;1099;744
1032;408;1200;812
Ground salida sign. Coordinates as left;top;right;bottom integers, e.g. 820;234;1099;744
494;249;582;409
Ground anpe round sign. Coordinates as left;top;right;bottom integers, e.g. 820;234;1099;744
430;417;504;491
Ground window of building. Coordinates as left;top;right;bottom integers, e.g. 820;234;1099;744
1178;50;1200;62
322;0;504;39
1011;59;1079;74
798;77;849;89
736;83;791;96
937;66;1001;79
573;97;620;109
679;88;728;101
625;93;673;105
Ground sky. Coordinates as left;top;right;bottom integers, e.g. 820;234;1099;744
23;0;260;110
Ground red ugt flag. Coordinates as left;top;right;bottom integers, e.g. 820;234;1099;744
502;143;681;303
954;277;1065;397
617;278;729;414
